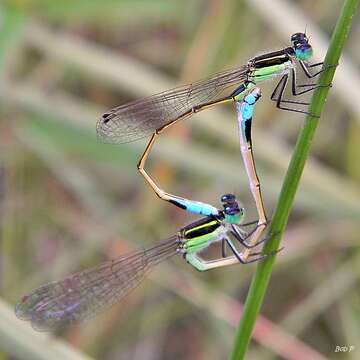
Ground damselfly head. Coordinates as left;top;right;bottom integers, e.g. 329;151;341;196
221;194;244;224
221;193;236;204
291;32;313;61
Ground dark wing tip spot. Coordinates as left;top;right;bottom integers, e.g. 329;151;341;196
102;112;113;124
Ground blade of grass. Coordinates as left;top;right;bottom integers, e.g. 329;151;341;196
230;0;359;358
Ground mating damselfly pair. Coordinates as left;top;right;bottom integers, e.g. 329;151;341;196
15;33;330;331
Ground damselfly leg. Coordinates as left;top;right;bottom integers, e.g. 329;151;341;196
270;62;334;115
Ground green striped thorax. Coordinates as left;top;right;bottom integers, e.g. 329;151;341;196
181;194;245;270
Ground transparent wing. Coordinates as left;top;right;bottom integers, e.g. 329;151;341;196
97;65;248;144
15;236;179;331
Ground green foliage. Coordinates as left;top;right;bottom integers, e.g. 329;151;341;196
0;0;359;359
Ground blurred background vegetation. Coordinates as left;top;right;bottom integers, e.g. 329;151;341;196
0;0;359;359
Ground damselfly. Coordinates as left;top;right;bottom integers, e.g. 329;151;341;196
97;33;329;213
15;194;276;331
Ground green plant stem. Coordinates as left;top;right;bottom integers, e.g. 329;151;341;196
230;0;359;358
